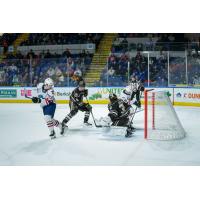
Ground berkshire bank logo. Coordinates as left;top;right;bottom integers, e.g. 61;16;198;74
176;93;182;98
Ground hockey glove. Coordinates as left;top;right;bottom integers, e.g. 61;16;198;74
78;102;84;107
85;103;92;111
140;86;145;92
32;97;41;103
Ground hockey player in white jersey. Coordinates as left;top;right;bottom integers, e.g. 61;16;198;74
122;75;144;108
31;78;67;139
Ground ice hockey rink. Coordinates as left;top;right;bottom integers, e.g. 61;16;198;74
0;103;199;166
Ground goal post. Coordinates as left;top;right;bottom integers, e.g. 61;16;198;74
144;89;186;140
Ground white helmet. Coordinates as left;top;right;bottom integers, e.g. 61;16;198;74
44;78;54;87
74;70;82;77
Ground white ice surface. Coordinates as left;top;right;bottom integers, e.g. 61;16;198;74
0;103;200;166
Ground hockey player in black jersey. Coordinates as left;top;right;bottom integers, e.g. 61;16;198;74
61;81;92;133
108;93;135;137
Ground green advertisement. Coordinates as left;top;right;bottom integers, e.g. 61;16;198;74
0;89;17;98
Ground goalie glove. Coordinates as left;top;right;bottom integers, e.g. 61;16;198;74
32;97;41;103
84;89;88;97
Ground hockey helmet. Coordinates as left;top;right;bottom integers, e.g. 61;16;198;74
130;75;137;82
78;80;85;88
44;78;54;87
74;70;82;77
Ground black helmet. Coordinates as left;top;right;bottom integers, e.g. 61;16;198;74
78;80;85;87
109;93;118;102
130;75;137;83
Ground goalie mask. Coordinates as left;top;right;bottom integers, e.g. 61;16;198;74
109;93;118;103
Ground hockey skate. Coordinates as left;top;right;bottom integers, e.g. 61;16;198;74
83;121;92;126
133;101;141;109
49;130;56;139
125;126;135;138
60;123;68;136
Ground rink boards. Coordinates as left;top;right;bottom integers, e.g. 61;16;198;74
0;87;200;107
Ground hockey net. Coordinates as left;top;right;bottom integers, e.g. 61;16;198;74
144;90;186;140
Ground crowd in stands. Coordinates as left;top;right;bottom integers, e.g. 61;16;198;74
97;50;200;87
20;33;103;46
112;33;200;53
1;33;200;87
0;34;20;53
0;48;93;87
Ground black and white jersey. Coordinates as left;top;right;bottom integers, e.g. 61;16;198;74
70;87;87;105
108;99;131;121
122;80;144;101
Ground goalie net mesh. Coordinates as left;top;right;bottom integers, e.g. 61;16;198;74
144;90;186;140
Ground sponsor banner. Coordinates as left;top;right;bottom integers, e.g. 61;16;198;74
0;89;17;98
174;88;200;103
0;87;200;106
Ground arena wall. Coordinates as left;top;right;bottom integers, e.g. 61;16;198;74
0;87;200;106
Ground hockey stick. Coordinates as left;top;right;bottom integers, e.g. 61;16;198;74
85;97;103;128
24;88;32;100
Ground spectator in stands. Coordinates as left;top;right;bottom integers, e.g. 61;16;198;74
9;63;18;74
135;51;143;63
0;70;5;84
84;53;91;69
22;71;29;85
62;48;72;58
47;67;55;78
193;75;200;85
55;66;64;86
121;38;128;51
145;36;154;51
80;49;86;60
16;51;24;59
67;57;74;69
2;38;8;53
39;50;45;59
107;67;115;76
44;49;52;58
33;76;39;86
12;74;19;84
27;49;35;59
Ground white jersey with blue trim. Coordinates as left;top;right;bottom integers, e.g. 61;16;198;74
37;83;56;107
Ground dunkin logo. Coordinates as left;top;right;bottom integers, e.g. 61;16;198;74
187;93;200;99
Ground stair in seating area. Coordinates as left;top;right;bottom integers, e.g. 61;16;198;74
13;33;29;54
84;33;117;86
